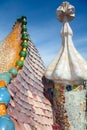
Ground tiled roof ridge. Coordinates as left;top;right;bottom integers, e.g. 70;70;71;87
6;21;53;130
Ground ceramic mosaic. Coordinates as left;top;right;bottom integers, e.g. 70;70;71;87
54;83;86;130
65;87;86;130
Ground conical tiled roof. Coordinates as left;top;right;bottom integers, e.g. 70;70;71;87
0;19;53;130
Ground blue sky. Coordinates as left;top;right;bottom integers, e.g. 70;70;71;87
0;0;87;67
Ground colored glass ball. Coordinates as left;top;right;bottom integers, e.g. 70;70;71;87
22;42;28;48
66;85;72;91
22;25;27;31
9;68;18;77
21;16;27;20
22;18;27;22
22;30;27;34
0;81;6;87
22;34;28;40
0;104;7;116
22;33;28;38
0;72;12;85
23;40;27;43
0;114;15;130
22;31;27;35
0;88;11;106
22;19;27;25
20;57;24;61
20;51;27;57
16;60;24;67
23;48;27;51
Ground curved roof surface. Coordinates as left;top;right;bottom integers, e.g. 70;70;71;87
0;19;53;130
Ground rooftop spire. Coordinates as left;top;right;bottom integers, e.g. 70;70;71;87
45;2;87;84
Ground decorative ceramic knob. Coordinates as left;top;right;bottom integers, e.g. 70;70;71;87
0;88;11;106
0;114;15;130
56;1;75;22
0;72;12;85
9;68;18;77
0;104;7;116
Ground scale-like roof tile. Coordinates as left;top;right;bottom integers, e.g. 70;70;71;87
0;21;54;130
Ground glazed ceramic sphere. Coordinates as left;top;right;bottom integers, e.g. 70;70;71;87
9;68;18;77
0;87;11;106
0;114;15;130
0;72;12;85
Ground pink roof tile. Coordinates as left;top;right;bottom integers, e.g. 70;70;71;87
4;21;54;130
